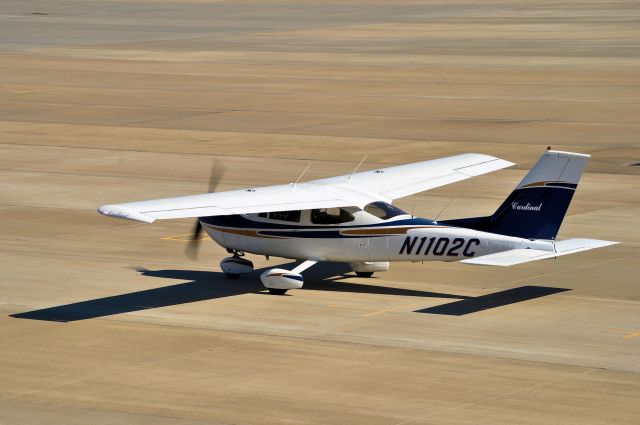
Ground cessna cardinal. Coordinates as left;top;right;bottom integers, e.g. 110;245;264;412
99;149;617;295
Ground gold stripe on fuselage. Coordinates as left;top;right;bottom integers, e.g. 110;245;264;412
207;224;442;239
206;225;291;239
339;225;441;237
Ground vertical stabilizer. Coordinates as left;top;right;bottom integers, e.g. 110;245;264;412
488;149;590;240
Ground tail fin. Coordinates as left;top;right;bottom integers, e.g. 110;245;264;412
489;149;590;240
442;149;590;240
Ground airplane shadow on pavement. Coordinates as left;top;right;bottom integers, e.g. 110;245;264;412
10;262;569;322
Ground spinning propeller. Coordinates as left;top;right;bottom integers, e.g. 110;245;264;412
185;160;225;260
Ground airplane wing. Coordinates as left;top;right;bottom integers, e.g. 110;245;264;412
319;153;514;201
98;153;514;223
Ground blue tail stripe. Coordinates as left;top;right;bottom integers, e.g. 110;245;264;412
491;186;576;239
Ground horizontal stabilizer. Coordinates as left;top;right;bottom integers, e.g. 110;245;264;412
461;238;618;266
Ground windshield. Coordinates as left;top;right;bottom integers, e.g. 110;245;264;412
363;202;407;220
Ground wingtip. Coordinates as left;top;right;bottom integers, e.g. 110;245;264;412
545;149;591;159
98;204;156;223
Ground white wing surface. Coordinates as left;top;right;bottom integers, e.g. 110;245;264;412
98;153;514;223
319;153;514;201
98;183;378;223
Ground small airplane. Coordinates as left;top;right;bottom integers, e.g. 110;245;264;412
99;148;617;295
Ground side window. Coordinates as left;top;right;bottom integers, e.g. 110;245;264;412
268;210;301;222
363;203;386;219
311;208;354;225
258;212;267;218
364;202;407;220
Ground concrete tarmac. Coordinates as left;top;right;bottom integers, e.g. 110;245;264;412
1;1;639;424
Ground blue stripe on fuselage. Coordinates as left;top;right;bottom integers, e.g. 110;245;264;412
200;215;440;239
200;214;436;230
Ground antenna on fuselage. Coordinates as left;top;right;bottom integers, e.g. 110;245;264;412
433;197;453;224
348;155;368;181
292;161;312;190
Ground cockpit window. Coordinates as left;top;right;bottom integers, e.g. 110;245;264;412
311;208;354;225
268;210;301;222
364;202;407;220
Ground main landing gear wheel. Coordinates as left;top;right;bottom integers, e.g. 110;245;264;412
220;254;253;279
349;262;388;278
260;261;316;295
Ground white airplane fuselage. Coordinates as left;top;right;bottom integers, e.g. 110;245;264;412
201;209;553;264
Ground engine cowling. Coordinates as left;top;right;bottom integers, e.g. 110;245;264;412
260;268;304;290
220;257;254;275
